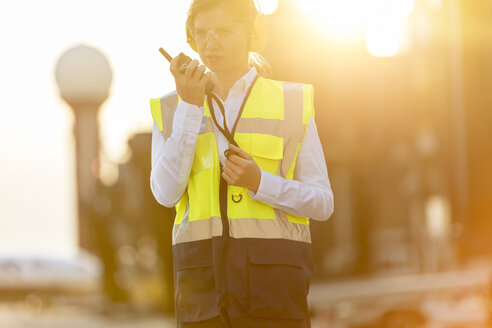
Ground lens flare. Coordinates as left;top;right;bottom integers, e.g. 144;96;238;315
297;0;415;56
256;0;279;15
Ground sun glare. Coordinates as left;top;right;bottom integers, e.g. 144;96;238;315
297;0;415;56
256;0;279;15
299;0;368;39
365;18;400;57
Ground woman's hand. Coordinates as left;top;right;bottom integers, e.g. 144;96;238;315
222;144;261;193
170;53;209;106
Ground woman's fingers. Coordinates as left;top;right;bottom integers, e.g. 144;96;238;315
184;59;199;80
169;54;181;78
229;144;252;159
195;65;206;80
224;158;241;172
222;169;234;185
169;53;207;106
223;163;235;177
228;153;248;168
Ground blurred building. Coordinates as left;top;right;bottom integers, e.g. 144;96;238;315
106;133;175;314
458;0;492;260
74;132;176;314
264;0;492;280
56;45;175;315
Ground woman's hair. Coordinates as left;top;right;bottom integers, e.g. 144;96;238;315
186;0;272;78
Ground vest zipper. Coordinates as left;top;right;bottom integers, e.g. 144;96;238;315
218;167;231;326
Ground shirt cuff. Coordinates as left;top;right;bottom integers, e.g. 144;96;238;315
248;170;281;205
173;100;204;135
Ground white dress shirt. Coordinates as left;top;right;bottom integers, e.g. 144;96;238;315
150;67;334;221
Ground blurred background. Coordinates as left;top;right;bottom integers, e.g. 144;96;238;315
0;0;491;327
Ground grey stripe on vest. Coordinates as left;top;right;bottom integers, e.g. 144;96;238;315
159;93;215;141
235;118;283;137
172;202;223;245
280;82;306;178
229;215;311;243
159;91;178;142
159;94;288;142
172;213;311;245
198;116;214;134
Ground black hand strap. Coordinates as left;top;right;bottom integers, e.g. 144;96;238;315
206;93;239;148
205;74;259;150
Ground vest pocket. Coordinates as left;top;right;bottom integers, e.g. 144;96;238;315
173;242;218;322
251;133;283;174
246;239;309;320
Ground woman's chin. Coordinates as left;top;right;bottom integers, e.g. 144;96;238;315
204;60;223;69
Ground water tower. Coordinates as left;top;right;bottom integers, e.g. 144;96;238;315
54;44;113;250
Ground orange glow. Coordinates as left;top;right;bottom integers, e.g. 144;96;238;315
298;0;367;39
297;0;415;56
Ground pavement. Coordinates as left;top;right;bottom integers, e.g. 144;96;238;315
0;302;177;328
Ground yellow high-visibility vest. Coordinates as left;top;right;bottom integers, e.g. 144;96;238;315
150;76;315;246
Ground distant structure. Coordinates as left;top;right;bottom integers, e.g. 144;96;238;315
54;45;175;314
55;44;112;252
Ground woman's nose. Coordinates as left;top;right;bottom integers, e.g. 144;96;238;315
205;31;220;49
205;29;220;43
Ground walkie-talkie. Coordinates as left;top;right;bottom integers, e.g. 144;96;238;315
159;47;214;94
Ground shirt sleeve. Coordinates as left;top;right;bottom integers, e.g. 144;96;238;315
150;100;204;207
248;117;334;221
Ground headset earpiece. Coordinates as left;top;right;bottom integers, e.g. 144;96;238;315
186;24;199;52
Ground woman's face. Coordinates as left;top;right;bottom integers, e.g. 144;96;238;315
192;5;250;74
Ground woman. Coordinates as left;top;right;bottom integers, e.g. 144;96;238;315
150;0;334;327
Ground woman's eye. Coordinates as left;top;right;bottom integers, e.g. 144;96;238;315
217;28;234;38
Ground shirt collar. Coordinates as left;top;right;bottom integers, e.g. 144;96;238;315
231;66;258;93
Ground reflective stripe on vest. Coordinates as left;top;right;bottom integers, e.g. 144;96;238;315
150;77;315;246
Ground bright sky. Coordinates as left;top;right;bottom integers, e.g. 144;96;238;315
0;0;192;258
